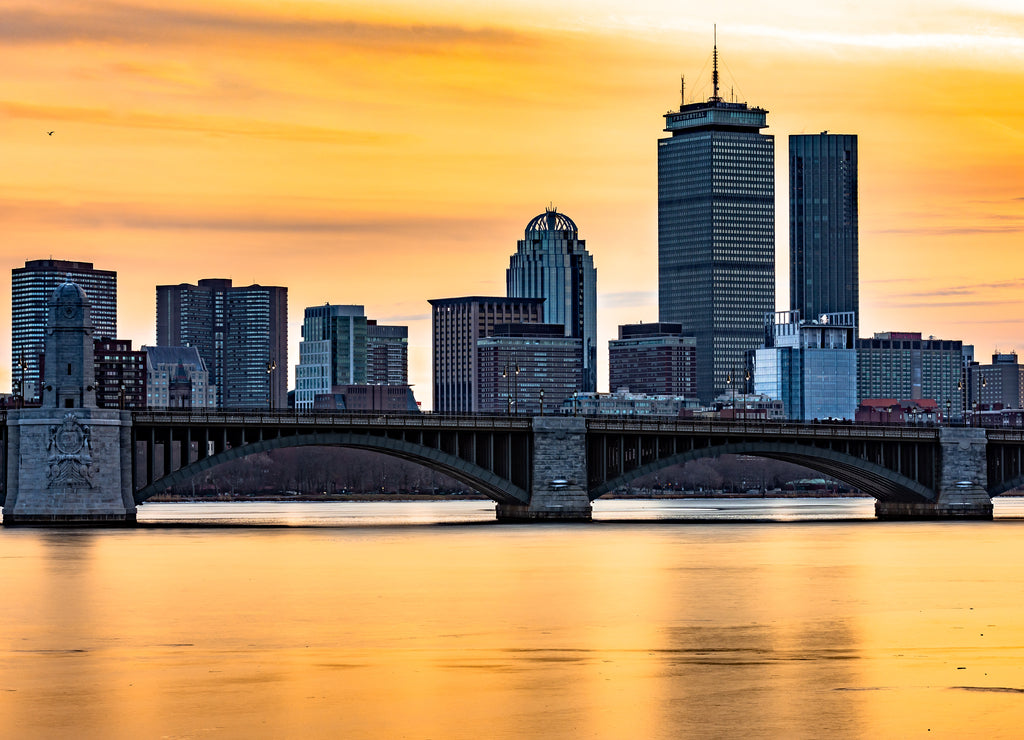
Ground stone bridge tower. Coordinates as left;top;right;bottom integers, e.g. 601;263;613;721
3;279;136;525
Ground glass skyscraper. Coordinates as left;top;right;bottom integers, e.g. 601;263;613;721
790;133;859;325
658;46;774;403
507;208;597;393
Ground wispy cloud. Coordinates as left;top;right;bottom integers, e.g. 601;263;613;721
0;4;526;51
873;225;1023;235
0;197;493;236
0;101;390;144
599;290;657;308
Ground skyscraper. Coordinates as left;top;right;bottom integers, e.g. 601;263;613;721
156;279;287;409
790;133;859;324
658;40;775;403
12;259;117;402
507;208;597;392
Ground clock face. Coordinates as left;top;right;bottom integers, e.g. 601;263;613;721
61;304;77;319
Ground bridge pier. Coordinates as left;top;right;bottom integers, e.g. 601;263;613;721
875;427;993;520
496;416;592;522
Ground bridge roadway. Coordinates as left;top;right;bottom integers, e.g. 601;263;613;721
119;411;1024;520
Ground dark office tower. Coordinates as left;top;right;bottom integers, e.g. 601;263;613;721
156;279;287;409
790;133;859;324
507;208;598;392
429;296;544;414
12;259;117;402
658;39;775;403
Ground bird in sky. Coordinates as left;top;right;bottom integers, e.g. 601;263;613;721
47;131;53;135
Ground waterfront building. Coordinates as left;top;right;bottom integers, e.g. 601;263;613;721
558;389;700;417
143;345;216;410
156;278;288;409
92;338;147;409
754;311;857;421
429;296;544;414
658;40;774;403
790;133;859;325
856;398;941;425
477;324;582;415
12;259;117;402
856;332;966;421
972;352;1024;413
312;384;419;413
609;322;697;398
507;207;597;392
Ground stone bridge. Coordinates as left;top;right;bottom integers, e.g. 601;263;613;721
5;410;1019;524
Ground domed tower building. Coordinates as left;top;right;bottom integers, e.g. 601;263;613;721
507;207;597;392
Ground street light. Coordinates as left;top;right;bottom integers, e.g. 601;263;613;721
15;350;25;408
539;387;545;416
266;359;277;410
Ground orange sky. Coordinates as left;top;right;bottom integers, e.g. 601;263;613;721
2;0;1023;408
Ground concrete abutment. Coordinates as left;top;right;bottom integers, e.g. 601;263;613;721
496;416;592;521
875;427;993;520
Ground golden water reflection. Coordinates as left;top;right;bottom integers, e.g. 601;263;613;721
1;504;1023;737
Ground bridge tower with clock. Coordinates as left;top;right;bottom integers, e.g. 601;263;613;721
3;279;136;525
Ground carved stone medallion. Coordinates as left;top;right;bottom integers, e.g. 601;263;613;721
46;413;94;489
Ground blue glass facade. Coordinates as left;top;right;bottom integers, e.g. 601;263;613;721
754;311;857;421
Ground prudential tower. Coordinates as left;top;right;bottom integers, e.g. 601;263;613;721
507;207;597;393
658;36;775;403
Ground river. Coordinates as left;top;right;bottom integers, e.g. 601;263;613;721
2;498;1023;738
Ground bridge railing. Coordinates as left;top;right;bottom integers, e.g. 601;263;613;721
585;417;941;440
130;410;533;430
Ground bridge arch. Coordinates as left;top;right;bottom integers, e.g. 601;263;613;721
134;431;529;506
589;440;935;503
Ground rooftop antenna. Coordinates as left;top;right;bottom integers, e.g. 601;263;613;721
711;24;721;102
680;75;685;109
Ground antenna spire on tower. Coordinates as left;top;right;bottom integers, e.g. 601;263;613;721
680;75;685;109
711;24;721;102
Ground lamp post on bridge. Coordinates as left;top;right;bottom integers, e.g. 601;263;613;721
266;359;277;411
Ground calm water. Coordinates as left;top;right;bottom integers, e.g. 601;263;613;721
2;499;1024;738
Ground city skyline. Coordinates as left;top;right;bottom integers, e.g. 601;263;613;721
3;1;1024;410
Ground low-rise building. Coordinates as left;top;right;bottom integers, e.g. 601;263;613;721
609;322;697;398
143;345;216;409
754;311;857;421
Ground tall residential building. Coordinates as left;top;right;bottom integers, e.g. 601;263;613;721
93;338;147;409
294;306;409;409
12;259;117;401
477;323;583;415
156;278;287;409
658;42;774;404
143;345;216;410
754;311;857;421
790;133;859;324
507;208;597;392
856;332;966;421
609;323;697;398
429;296;544;414
367;321;409;385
